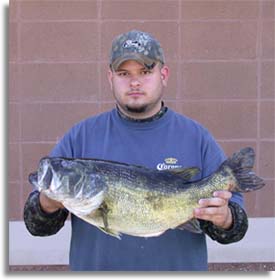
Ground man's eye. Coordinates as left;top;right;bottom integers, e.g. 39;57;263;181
117;72;129;77
141;70;151;75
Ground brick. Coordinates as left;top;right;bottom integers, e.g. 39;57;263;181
22;182;32;214
220;142;257;161
9;63;20;102
9;143;21;181
244;191;262;217
100;62;178;102
262;21;275;59
8;182;22;220
181;0;259;20
181;62;257;100
21;103;100;142
20;0;98;20
259;141;275;178
19;63;99;102
261;61;275;99
163;100;178;112
9;22;17;62
177;101;257;139
21;143;55;184
163;62;178;100
20;22;99;61
100;63;112;102
181;22;257;60
101;22;179;62
243;190;256;216
102;0;178;20
99;102;116;114
8;103;20;142
245;179;275;217
262;0;275;19
9;0;18;22
260;101;275;139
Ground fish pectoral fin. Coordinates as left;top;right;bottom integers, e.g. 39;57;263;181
97;202;121;239
97;226;122;240
163;167;200;182
176;218;202;234
98;202;110;229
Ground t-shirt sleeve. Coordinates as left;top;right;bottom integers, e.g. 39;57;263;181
50;130;74;158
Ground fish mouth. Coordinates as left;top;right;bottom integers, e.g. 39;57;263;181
29;163;53;190
42;166;53;187
29;171;38;187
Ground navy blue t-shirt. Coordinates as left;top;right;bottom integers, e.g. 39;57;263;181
50;108;243;271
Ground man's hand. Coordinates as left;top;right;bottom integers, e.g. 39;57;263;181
39;191;64;214
193;190;233;229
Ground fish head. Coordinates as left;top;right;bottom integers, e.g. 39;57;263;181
29;157;56;191
29;157;107;203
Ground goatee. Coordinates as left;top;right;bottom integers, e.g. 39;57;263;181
125;105;147;114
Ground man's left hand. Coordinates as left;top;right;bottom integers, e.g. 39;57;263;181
193;190;233;230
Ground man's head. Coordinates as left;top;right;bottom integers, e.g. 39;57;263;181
108;30;169;119
109;30;165;72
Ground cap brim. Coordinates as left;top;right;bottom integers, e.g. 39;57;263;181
111;53;156;71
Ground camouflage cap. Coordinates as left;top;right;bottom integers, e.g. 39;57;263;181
110;30;165;71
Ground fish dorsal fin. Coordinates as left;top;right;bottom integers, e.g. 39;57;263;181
162;167;200;181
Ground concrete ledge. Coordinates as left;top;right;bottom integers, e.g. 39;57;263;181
9;217;275;265
206;217;275;263
8;263;275;272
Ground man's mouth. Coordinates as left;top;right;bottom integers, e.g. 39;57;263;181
127;91;145;97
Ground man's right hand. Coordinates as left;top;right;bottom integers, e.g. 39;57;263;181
39;191;64;213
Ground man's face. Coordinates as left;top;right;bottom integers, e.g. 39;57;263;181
108;60;169;118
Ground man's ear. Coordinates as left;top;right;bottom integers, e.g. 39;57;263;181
108;69;113;90
160;65;169;87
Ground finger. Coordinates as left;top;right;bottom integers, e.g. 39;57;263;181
194;206;228;224
213;190;232;200
198;197;227;208
193;208;216;222
194;206;225;217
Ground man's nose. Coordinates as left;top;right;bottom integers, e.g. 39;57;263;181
130;76;141;88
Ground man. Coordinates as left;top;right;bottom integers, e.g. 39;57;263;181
24;30;248;271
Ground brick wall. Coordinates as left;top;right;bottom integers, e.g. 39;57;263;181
9;0;274;221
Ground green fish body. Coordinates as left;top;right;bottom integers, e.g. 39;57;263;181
29;147;264;239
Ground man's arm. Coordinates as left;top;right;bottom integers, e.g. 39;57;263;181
194;191;248;244
39;192;65;213
24;190;68;236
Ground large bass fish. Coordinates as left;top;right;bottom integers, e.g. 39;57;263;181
29;147;264;239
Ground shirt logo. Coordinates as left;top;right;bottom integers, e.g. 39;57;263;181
156;157;182;170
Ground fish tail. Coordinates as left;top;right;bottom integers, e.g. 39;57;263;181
226;147;265;192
